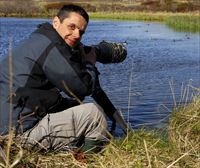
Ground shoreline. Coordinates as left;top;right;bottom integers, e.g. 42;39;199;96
1;11;199;33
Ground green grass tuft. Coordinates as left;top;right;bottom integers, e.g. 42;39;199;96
165;15;200;33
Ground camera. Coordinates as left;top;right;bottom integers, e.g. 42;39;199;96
83;41;127;64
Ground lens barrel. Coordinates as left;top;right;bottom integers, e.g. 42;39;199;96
83;41;127;64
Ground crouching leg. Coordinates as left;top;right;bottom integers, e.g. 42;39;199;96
21;103;109;153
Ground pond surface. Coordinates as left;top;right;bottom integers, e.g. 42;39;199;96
0;18;199;135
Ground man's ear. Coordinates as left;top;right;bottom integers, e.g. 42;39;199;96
52;16;60;29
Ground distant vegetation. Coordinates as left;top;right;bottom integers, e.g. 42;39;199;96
165;14;200;32
0;0;199;17
42;0;200;13
0;0;199;32
89;11;200;32
0;0;43;17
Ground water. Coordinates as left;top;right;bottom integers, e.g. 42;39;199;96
0;18;199;134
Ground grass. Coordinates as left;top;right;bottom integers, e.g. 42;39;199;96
89;11;200;33
0;95;199;167
89;11;167;22
165;14;200;32
168;96;200;155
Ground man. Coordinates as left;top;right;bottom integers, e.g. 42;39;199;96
0;4;129;153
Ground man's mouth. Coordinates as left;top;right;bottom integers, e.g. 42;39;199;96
66;39;76;47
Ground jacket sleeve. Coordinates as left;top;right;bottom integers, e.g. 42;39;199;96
92;77;129;133
92;85;116;120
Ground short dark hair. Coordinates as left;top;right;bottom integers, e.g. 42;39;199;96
57;4;89;23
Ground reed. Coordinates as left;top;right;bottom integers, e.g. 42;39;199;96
168;96;200;167
89;11;167;22
89;11;200;32
165;15;200;32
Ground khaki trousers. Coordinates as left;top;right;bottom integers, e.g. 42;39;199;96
22;103;108;151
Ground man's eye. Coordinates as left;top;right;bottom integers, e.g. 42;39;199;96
68;24;76;30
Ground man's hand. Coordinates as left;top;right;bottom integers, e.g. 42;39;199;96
80;45;97;65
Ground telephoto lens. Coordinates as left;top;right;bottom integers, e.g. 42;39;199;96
94;41;127;64
83;41;127;64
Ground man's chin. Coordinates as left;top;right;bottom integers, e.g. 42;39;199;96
66;42;73;47
66;41;77;48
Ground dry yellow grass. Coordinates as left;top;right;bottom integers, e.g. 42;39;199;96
0;91;200;167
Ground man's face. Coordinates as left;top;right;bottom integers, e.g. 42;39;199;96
53;12;87;47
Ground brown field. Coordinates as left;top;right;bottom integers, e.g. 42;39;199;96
0;0;199;16
43;0;200;12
